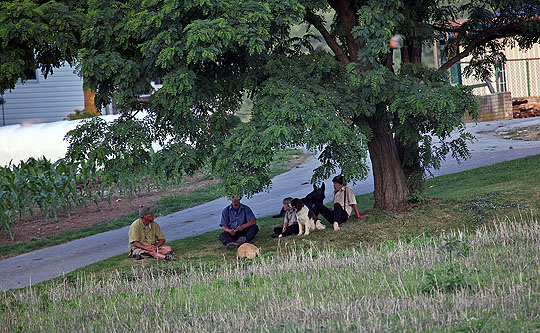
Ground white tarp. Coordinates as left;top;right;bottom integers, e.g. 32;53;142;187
0;115;119;166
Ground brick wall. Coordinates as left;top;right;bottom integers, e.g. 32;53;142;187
463;92;512;122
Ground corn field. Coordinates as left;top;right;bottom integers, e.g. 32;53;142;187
0;158;99;241
0;155;184;241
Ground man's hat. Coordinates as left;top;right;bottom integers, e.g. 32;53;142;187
139;205;155;218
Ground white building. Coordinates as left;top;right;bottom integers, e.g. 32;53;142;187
1;63;87;126
452;43;540;98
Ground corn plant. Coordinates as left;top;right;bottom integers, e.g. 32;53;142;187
1;124;201;241
0;149;188;241
0;157;98;240
0;190;15;241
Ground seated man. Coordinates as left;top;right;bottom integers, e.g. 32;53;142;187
219;197;259;250
312;176;368;231
128;206;175;260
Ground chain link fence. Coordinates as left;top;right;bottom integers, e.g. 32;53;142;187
505;58;540;98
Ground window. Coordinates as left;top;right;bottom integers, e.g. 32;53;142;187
19;68;39;84
495;63;507;92
24;68;37;80
450;62;462;85
152;76;162;85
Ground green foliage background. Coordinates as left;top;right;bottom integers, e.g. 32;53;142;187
1;0;539;207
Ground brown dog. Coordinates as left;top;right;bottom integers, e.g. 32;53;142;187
290;198;325;236
237;243;261;261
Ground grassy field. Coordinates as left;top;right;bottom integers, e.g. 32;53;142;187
1;154;539;331
1;217;538;331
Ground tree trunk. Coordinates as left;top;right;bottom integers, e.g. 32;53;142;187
395;137;423;194
367;109;409;212
396;43;423;193
401;44;422;64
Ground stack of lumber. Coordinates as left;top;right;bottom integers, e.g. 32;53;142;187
513;99;540;118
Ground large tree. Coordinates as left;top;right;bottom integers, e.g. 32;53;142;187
0;0;82;91
2;0;540;212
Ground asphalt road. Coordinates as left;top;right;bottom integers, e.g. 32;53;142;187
1;117;540;291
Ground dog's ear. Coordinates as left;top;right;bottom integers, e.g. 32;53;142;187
313;184;317;191
320;183;325;191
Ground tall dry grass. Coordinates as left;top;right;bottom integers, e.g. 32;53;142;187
1;215;539;332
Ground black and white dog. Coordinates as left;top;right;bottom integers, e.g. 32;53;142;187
273;184;326;218
291;198;326;236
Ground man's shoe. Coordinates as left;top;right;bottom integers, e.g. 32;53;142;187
236;236;247;245
226;242;239;251
135;254;142;260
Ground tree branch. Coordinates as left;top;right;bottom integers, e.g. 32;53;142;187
431;23;466;33
438;21;525;72
385;50;394;72
304;11;350;66
329;0;360;63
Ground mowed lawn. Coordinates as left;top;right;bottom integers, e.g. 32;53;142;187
1;154;539;331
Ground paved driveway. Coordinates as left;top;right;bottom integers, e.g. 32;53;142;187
1;117;540;290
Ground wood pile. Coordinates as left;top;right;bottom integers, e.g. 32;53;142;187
513;99;540;118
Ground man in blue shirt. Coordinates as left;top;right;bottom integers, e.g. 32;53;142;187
219;197;259;250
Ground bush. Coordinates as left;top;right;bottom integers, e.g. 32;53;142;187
66;108;100;120
421;264;472;293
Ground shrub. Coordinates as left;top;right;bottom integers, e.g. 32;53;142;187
421;263;472;293
66;108;100;120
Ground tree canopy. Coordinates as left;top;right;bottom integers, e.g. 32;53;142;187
2;0;539;212
0;0;82;91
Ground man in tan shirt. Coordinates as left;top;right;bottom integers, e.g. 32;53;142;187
128;206;174;260
312;176;368;231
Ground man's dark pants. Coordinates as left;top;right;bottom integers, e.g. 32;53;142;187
312;203;348;225
219;224;259;246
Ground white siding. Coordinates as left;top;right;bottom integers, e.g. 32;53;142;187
505;43;540;60
0;115;120;166
457;42;540;97
0;63;84;126
505;44;540;98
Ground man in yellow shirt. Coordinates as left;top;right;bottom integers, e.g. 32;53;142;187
128;206;174;260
